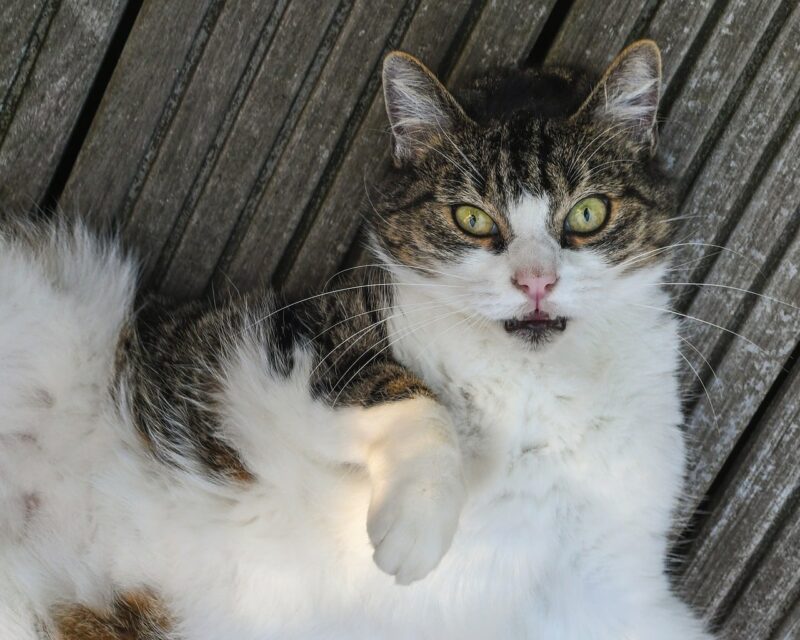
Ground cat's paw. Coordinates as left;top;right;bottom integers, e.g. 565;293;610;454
367;442;465;585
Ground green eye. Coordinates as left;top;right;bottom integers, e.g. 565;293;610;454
454;205;497;237
565;196;608;235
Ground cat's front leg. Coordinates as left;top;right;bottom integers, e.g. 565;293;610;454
338;364;466;585
362;397;465;584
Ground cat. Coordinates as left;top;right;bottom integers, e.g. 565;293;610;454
0;40;714;639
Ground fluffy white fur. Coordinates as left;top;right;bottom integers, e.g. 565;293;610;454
0;206;711;639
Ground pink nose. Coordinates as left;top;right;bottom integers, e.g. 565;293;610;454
512;272;558;306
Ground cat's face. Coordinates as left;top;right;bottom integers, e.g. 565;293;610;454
370;41;675;346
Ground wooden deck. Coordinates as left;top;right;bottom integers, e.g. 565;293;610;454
2;1;799;637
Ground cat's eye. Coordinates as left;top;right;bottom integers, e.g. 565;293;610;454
453;205;497;237
564;196;608;235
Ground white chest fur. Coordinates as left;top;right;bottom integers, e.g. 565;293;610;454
337;286;691;638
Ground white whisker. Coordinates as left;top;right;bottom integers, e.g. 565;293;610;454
677;348;719;432
656;282;800;311
631;302;766;354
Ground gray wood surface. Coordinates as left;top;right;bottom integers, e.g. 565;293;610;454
0;0;130;211
1;1;799;636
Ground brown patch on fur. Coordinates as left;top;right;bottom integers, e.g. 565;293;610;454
33;387;56;408
16;432;39;445
52;590;173;640
23;492;41;523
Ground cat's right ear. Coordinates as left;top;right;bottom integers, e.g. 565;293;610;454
382;52;470;166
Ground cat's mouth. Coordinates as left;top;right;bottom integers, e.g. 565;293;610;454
503;311;567;342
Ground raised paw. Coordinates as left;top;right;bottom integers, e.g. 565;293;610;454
367;445;466;585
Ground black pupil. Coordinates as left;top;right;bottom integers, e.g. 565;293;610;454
469;214;476;227
583;208;591;222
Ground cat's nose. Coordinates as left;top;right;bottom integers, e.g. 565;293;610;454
512;272;558;306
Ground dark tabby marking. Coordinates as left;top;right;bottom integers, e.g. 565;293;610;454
51;590;172;640
301;269;434;407
116;295;258;484
372;42;674;271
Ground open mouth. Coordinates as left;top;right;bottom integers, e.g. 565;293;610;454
503;311;568;342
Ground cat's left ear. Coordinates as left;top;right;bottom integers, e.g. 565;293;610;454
382;51;472;165
572;40;662;153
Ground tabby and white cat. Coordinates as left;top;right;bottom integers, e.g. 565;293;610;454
0;40;713;638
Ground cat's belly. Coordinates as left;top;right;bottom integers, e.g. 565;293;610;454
152;452;672;640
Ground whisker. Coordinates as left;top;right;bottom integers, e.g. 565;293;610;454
243;281;469;333
322;262;471;289
310;294;473;377
677;348;719;432
677;334;718;380
363;171;391;228
618;242;766;278
440;127;484;186
581;123;639;168
664;250;723;273
405;133;479;185
661;215;704;224
331;306;466;406
568;121;631;181
655;282;800;312
631;302;766;354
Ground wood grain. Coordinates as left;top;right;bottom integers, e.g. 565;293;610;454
213;0;416;292
680;354;800;623
151;0;347;298
0;0;130;212
657;0;792;180
545;0;655;68
716;505;800;639
670;3;800;513
0;0;47;126
773;596;800;640
62;0;220;222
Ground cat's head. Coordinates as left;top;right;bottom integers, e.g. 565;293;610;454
369;40;675;346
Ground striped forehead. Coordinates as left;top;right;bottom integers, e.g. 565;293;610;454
507;193;551;240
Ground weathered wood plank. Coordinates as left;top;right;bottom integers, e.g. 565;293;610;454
666;4;800;513
447;0;557;86
0;0;130;212
155;0;349;299
61;0;219;223
283;0;560;295
644;0;718;89
673;0;800;385
657;0;792;179
120;0;286;285
716;506;800;639
773;597;800;640
680;356;800;622
545;0;655;68
0;0;47;113
278;0;477;296
212;0;415;292
679;107;800;512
